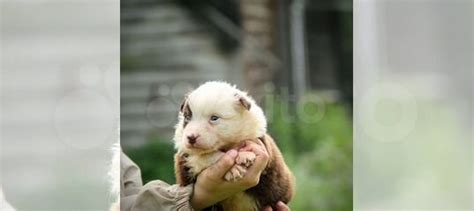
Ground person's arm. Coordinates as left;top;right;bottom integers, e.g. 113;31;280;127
120;141;288;211
120;151;194;211
122;180;193;211
120;142;266;211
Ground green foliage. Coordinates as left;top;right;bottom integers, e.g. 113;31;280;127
125;138;176;184
268;95;353;210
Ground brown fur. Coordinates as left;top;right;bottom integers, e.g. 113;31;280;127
246;134;295;209
174;134;295;210
174;153;194;186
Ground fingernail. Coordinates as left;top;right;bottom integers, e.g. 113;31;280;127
227;149;237;158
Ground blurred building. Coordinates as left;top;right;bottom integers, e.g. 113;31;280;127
1;1;118;209
121;0;352;147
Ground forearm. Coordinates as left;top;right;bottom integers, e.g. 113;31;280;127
122;180;194;211
121;151;194;211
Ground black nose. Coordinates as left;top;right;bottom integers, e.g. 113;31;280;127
187;135;198;145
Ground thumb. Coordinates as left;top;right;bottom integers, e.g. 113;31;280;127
207;149;238;179
276;201;290;211
263;206;273;211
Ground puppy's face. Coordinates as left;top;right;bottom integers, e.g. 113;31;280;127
174;83;254;155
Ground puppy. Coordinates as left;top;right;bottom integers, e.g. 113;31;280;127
174;81;295;210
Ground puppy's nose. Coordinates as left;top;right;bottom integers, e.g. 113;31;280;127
187;135;198;145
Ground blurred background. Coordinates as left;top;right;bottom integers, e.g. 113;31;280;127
1;0;471;210
0;0;471;210
121;0;353;210
1;0;119;210
354;0;472;209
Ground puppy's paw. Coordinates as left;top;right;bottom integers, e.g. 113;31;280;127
224;164;247;181
236;151;256;168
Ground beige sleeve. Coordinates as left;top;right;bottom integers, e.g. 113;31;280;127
120;151;194;211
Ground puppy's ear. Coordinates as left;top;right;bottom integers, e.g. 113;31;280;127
179;95;188;112
235;94;251;110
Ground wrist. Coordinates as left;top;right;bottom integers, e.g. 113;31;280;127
190;182;210;210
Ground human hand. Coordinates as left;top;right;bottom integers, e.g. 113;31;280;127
190;139;269;210
263;201;291;211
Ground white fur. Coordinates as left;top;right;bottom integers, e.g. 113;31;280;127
174;81;267;175
107;143;121;211
108;127;121;211
0;187;15;211
109;143;121;199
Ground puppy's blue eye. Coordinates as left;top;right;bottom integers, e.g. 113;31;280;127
184;115;192;121
210;115;220;122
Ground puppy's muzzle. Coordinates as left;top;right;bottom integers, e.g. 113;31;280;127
187;134;199;145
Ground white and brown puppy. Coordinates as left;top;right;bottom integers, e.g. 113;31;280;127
174;81;294;210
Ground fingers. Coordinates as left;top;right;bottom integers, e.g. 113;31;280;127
239;139;265;152
243;141;269;178
263;206;273;211
207;149;238;179
263;202;290;211
276;201;290;211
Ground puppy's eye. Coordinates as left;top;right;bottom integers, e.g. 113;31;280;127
209;115;220;123
184;115;192;121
